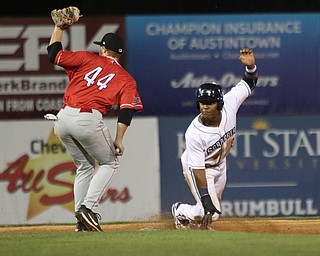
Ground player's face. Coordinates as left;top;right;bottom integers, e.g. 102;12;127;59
199;102;219;117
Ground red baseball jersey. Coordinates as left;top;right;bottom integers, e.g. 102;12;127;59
54;50;143;115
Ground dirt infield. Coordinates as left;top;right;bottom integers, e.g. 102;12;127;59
1;218;320;234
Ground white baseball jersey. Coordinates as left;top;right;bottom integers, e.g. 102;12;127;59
181;79;252;170
176;79;252;221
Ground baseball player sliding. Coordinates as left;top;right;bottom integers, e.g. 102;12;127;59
172;48;258;229
46;7;143;232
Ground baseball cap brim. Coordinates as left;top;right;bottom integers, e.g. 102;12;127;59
93;41;103;46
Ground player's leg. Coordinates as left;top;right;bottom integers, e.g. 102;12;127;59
54;111;95;212
54;113;97;232
55;107;117;231
60;109;119;210
60;137;95;232
73;122;118;232
62;135;95;211
79;124;119;210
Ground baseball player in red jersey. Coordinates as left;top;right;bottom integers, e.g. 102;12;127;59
172;48;258;229
46;16;143;232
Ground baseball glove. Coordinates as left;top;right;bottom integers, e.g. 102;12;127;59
51;6;82;30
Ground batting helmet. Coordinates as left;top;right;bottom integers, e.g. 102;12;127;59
196;83;224;111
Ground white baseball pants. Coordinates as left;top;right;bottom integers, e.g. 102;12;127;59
175;161;227;221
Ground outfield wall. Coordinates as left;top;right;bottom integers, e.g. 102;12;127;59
1;115;319;224
0;118;160;224
159;115;320;217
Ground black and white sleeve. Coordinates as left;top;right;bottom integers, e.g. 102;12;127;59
243;65;258;91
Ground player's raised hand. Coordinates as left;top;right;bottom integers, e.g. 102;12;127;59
239;48;255;68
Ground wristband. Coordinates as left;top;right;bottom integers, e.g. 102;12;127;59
246;65;257;73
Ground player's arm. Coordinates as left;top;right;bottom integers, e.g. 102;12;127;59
47;27;63;63
114;122;127;156
113;108;135;156
118;108;135;126
47;7;82;63
239;48;258;91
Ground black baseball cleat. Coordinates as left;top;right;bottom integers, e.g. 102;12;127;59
75;205;103;232
75;221;89;232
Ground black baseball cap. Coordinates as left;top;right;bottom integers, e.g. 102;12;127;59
93;33;124;54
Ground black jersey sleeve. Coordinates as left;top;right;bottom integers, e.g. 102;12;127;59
47;42;62;63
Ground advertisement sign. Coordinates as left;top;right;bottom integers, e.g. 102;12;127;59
225;115;320;217
2;14;320;118
0;17;125;119
0;117;160;224
126;14;320;115
159;115;320;217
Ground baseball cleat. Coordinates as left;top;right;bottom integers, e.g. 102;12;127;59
172;203;194;229
172;202;188;229
75;205;103;232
